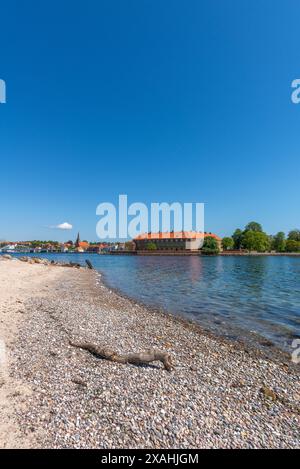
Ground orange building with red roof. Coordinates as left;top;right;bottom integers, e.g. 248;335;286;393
78;241;89;249
74;233;90;252
134;231;222;252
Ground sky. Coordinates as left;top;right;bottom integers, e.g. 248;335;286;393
0;0;300;241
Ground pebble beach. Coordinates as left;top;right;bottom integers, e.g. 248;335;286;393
0;256;299;449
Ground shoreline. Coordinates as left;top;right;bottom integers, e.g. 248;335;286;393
96;269;297;367
4;252;299;355
0;257;299;448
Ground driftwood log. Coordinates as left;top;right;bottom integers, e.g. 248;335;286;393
69;340;172;371
85;260;94;270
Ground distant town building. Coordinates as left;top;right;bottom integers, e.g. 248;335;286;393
80;242;89;250
134;231;222;252
74;242;89;253
0;244;31;253
87;244;105;253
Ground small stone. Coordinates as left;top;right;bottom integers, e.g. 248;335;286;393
260;386;277;401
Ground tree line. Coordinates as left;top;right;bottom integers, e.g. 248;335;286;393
221;222;300;253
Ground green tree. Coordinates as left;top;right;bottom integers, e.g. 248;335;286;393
285;239;300;252
232;229;243;250
288;229;300;242
271;232;286;252
146;242;157;251
202;236;220;255
245;221;263;232
241;230;270;252
222;237;234;251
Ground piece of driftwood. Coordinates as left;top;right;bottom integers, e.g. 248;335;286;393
69;340;172;371
85;260;94;270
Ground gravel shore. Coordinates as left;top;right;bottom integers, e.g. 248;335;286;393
2;260;300;448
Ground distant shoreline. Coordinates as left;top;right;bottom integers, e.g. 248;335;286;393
2;250;300;257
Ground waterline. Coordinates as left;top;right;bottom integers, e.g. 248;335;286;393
4;253;300;353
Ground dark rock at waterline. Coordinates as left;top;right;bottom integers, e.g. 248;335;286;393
259;339;274;348
66;262;81;268
1;254;12;260
17;256;83;268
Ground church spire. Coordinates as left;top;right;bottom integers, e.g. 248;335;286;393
75;232;81;247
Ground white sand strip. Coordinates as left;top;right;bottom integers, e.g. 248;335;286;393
0;257;68;448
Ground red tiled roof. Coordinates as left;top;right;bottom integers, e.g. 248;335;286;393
78;242;89;248
134;232;221;241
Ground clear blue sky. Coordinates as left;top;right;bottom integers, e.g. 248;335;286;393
0;0;300;241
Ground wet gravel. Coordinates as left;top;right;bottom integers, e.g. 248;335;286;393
10;268;300;448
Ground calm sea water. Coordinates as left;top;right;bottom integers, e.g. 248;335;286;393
6;253;300;351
